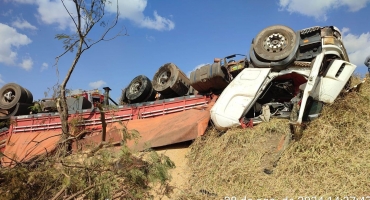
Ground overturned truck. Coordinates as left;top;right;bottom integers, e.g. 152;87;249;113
211;25;355;129
0;24;357;166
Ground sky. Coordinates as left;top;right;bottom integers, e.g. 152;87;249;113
0;0;370;101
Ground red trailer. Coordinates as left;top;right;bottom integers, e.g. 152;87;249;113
1;95;216;167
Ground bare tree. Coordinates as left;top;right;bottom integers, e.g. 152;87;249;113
54;0;126;145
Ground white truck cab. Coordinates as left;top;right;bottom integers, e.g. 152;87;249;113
211;25;356;130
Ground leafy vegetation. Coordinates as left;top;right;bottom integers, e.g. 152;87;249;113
0;127;175;200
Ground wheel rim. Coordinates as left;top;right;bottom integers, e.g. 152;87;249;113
157;70;171;85
129;81;142;94
263;33;287;53
2;89;16;104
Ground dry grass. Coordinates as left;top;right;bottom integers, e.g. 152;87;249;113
183;75;370;199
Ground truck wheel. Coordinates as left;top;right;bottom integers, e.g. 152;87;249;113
152;63;190;98
24;88;33;104
41;99;57;112
0;83;28;109
253;25;297;62
125;75;153;103
119;87;129;105
144;88;157;102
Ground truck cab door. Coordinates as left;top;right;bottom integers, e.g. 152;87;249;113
210;68;271;130
311;60;356;103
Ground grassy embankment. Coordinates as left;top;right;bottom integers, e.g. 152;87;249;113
183;75;370;199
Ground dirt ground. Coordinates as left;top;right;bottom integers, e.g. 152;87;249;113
151;141;192;200
149;130;287;199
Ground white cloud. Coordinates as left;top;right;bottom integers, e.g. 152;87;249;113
139;11;175;31
146;35;155;42
0;74;5;86
278;0;370;20
41;62;48;72
12;0;76;30
11;0;35;3
12;18;38;30
187;63;210;77
341;28;370;67
19;57;33;71
89;80;106;89
106;0;175;31
35;0;75;30
13;0;174;31
341;27;350;34
0;23;32;66
2;9;13;17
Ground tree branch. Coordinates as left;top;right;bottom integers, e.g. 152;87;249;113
64;183;103;200
61;0;78;30
80;0;125;52
54;40;80;63
50;185;67;200
60;160;112;172
0;152;22;167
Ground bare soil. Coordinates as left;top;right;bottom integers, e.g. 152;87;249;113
151;141;192;200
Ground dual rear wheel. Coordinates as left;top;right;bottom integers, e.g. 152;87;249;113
0;83;33;109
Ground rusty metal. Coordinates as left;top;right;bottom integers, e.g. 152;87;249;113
293;61;311;68
321;27;334;37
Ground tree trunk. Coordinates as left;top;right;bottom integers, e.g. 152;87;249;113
55;0;123;150
57;44;83;152
60;90;69;137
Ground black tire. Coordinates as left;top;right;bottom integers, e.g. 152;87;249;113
144;88;157;102
24;88;33;104
253;25;297;62
152;63;190;97
249;42;297;70
0;102;31;120
125;75;153;103
365;55;370;67
0;83;28;109
120;87;129;104
41;99;57;112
